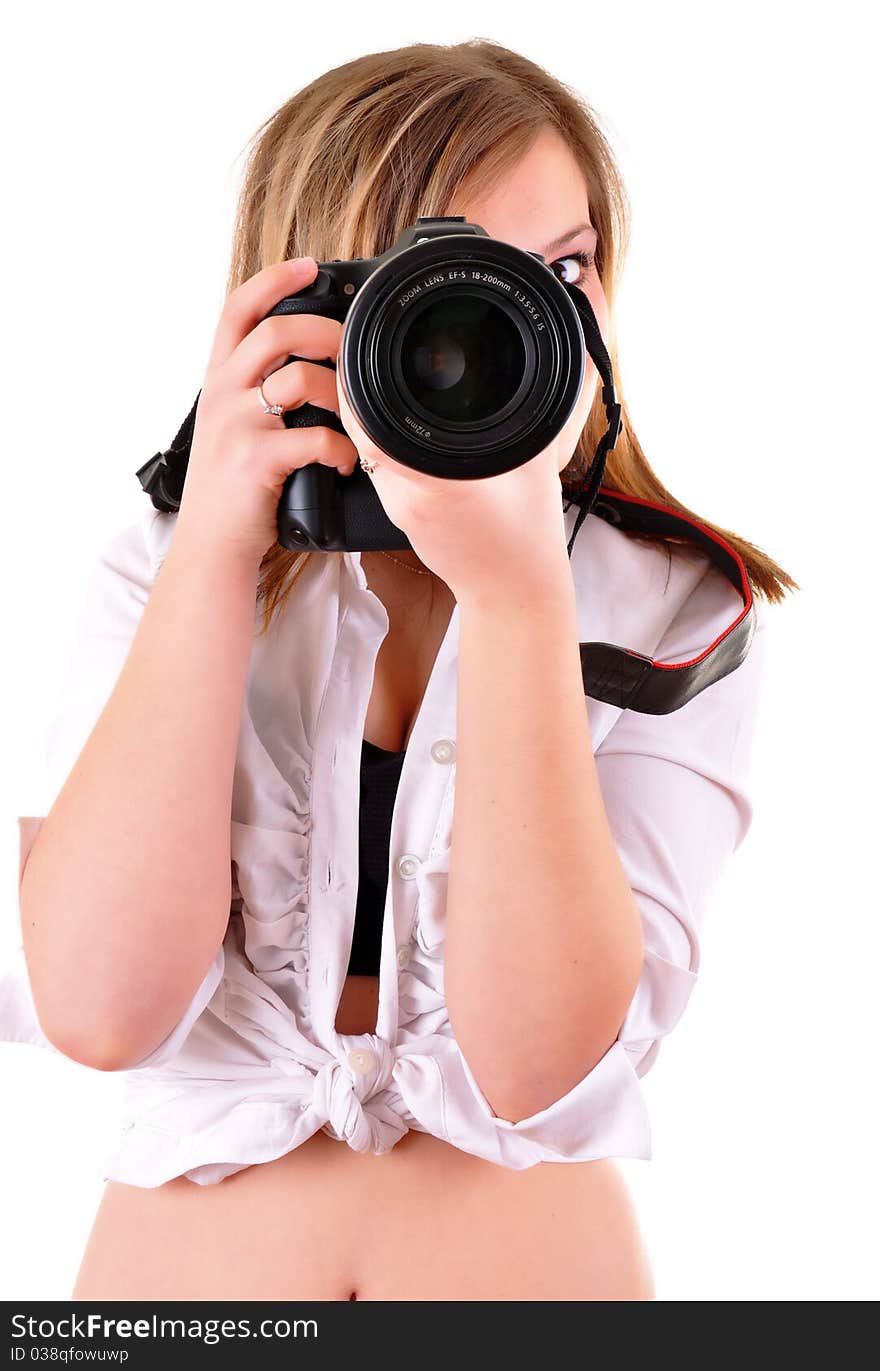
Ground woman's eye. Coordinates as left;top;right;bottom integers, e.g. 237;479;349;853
551;250;595;287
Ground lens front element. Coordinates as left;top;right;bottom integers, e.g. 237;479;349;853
398;292;527;424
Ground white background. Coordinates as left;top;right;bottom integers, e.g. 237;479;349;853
1;0;877;1302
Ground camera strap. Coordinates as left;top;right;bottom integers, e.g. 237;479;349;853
569;485;757;713
559;283;756;712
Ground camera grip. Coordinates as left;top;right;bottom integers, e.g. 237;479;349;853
273;353;343;551
266;286;390;553
274;351;409;555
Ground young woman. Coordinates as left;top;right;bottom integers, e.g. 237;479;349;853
3;40;796;1300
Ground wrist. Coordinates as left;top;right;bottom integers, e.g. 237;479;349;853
163;524;264;594
167;519;265;583
453;541;575;616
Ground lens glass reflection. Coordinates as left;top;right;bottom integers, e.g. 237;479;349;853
399;293;525;422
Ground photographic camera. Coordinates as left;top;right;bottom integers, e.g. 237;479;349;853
267;215;594;551
139;216;621;554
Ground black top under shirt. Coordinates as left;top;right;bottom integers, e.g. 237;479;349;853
346;737;407;975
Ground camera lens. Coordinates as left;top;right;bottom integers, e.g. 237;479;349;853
340;231;586;479
397;293;526;424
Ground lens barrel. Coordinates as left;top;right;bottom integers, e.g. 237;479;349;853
340;233;586;479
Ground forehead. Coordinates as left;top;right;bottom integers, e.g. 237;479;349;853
454;128;591;250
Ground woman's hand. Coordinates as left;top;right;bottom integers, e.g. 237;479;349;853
336;360;596;605
174;257;359;568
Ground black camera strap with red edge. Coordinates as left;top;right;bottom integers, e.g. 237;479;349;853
136;281;756;715
568;485;756;713
560;281;756;714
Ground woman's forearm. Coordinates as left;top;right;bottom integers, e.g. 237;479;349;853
20;529;261;1070
444;553;645;1123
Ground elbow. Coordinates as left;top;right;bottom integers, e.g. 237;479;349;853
25;955;162;1074
21;945;139;1075
62;1042;135;1074
40;1009;176;1073
471;947;646;1126
33;990;176;1073
37;1015;137;1073
36;996;171;1071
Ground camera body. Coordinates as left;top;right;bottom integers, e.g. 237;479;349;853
266;216;590;551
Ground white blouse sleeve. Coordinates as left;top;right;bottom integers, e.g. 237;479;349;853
453;559;768;1160
0;513;225;1072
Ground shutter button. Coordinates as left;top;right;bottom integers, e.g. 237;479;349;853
396;854;420;879
430;739;456;764
347;1048;375;1075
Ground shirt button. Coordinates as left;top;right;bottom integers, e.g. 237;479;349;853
430;739;456;764
396;944;412;969
396;853;420;879
347;1048;375;1075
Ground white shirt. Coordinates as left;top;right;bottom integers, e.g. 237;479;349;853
0;498;766;1187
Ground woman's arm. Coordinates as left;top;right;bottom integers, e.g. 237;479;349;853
443;547;645;1124
19;526;261;1071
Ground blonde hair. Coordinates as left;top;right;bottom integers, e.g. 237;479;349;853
222;38;798;636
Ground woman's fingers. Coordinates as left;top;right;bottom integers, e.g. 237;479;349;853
257;421;359;484
206;257;322;371
230;311;344;389
257;357;341;417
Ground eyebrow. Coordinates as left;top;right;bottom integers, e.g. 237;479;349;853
540;222;597;258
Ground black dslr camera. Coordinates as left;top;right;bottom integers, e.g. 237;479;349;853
138;216;622;554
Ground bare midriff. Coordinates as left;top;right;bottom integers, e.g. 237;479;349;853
72;975;655;1301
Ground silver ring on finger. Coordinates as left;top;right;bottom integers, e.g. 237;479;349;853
358;453;379;474
258;379;285;417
